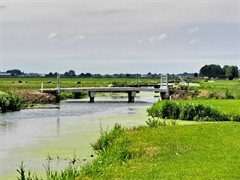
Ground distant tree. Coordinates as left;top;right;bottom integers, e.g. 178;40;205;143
199;64;223;78
46;72;54;77
223;65;238;80
64;70;76;77
6;69;22;76
194;73;198;78
85;73;92;77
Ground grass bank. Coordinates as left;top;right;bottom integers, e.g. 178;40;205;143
79;123;240;179
18;123;240;179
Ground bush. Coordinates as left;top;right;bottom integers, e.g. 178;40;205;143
147;101;163;118
0;93;23;112
161;101;180;119
148;101;232;122
179;103;196;120
232;115;240;122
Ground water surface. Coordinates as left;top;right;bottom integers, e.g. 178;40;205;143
0;93;157;179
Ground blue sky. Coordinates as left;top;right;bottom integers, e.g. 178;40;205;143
0;0;239;74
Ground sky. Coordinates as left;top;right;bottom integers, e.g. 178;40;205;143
0;0;239;74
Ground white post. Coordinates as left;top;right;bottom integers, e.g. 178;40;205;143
41;82;43;93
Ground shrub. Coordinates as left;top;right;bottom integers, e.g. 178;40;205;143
232;115;240;122
161;101;180;119
179;103;196;120
0;93;23;112
147;101;163;118
148;101;232;122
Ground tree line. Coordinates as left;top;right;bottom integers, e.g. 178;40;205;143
199;64;239;80
1;65;239;80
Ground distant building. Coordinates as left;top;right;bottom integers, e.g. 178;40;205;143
0;72;12;76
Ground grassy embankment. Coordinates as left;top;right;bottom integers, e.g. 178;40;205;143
78;123;240;179
18;123;240;179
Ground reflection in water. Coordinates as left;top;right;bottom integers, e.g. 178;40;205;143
0;115;16;135
57;108;60;135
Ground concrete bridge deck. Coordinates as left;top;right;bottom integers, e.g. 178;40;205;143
41;87;170;102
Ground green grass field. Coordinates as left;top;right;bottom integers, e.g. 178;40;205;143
78;123;240;179
1;77;240;97
198;80;240;97
180;99;240;114
0;77;159;91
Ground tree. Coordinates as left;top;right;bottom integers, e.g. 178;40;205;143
6;69;22;76
46;72;54;77
199;64;223;78
223;65;238;80
194;73;198;78
64;70;76;77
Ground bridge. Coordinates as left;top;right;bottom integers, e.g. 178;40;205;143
40;74;171;103
41;87;170;103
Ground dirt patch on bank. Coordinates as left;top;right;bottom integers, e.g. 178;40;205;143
14;90;56;104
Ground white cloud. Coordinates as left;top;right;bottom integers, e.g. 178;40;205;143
189;38;200;45
70;35;86;42
149;37;156;43
149;34;167;43
157;34;167;41
188;27;200;34
0;4;5;9
47;33;57;39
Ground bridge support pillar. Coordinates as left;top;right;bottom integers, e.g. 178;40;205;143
51;92;61;103
160;92;170;100
56;94;61;103
89;91;95;103
128;91;136;103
